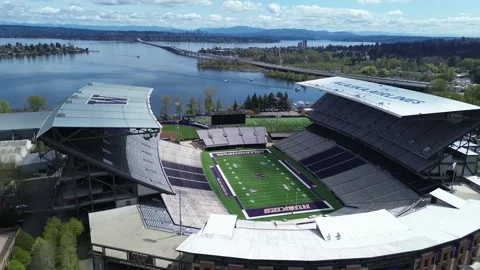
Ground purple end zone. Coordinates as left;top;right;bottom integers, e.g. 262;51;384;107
211;166;233;197
283;160;316;188
245;201;329;218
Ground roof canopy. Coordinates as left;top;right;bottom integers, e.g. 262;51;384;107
0;112;50;132
38;82;159;137
177;199;480;261
299;77;480;117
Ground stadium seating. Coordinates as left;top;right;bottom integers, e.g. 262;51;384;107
276;130;420;216
197;127;267;148
138;197;174;229
161;186;229;228
158;140;211;191
275;130;336;161
308;94;480;172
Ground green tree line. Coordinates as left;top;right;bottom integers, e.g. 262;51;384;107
243;91;292;112
0;96;47;113
6;217;84;270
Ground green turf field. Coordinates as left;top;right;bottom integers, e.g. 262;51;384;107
213;151;320;210
246;118;311;133
161;124;199;140
192;116;311;133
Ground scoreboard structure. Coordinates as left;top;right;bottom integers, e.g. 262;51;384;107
211;113;246;126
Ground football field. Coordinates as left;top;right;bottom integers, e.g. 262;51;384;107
210;150;332;219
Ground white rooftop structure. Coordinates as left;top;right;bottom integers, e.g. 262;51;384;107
89;205;187;261
298;77;480;117
38;82;160;137
430;188;467;209
177;198;480;261
315;209;408;241
202;214;237;237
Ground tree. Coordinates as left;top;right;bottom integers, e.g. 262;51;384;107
233;100;238;111
284;92;291;111
26;96;47;112
204;88;217;115
439;67;456;82
58;229;79;270
13;247;31;267
64;218;84;238
16;229;34;253
160;95;171;121
464;85;480;106
6;260;24;270
0;100;12;113
251;93;258;111
186;97;197;115
359;66;378;76
427;78;450;94
378;68;389;77
196;96;202;115
243;95;252;110
267;93;277;111
30;238;56;270
276;92;285;110
42;216;62;245
174;96;182;119
215;100;224;112
472;67;480;84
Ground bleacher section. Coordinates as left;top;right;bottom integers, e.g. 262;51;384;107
309;94;480;172
157;141;228;228
161;187;229;229
197;127;267;149
276;131;419;216
275;130;336;161
158;140;210;190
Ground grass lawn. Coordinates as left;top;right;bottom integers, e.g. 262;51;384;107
202;148;341;220
246;118;311;133
191;117;311;133
161;124;199;141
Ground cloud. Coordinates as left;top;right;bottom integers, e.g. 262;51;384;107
209;14;222;21
357;0;381;4
37;7;60;14
222;0;261;12
64;5;85;13
387;10;403;16
267;3;281;15
162;12;201;20
94;0;212;6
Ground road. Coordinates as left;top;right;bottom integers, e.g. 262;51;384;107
137;39;429;91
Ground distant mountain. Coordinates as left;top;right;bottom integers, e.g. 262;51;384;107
198;26;265;35
198;27;357;40
0;22;185;33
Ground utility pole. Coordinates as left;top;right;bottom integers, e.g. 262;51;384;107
179;189;182;235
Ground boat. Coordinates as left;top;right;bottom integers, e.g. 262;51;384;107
249;79;254;82
295;87;301;92
224;79;229;82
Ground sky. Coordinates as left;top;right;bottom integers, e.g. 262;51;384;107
1;0;480;36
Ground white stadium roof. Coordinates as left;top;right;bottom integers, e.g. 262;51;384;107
177;198;480;261
298;77;480;117
38;82;159;137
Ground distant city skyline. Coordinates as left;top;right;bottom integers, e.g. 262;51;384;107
1;0;480;36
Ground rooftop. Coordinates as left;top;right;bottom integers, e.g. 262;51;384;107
89;205;187;260
38;82;159;137
177;198;480;261
0;112;50;132
299;77;480;117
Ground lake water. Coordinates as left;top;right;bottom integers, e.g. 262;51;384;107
0;39;370;114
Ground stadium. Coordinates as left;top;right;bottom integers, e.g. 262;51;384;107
2;78;480;270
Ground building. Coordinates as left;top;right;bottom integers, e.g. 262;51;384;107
0;112;50;141
298;40;308;49
87;78;480;270
0;228;19;270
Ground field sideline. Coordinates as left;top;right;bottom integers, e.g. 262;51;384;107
202;148;341;220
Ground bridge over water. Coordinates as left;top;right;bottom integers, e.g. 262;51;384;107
137;39;429;91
